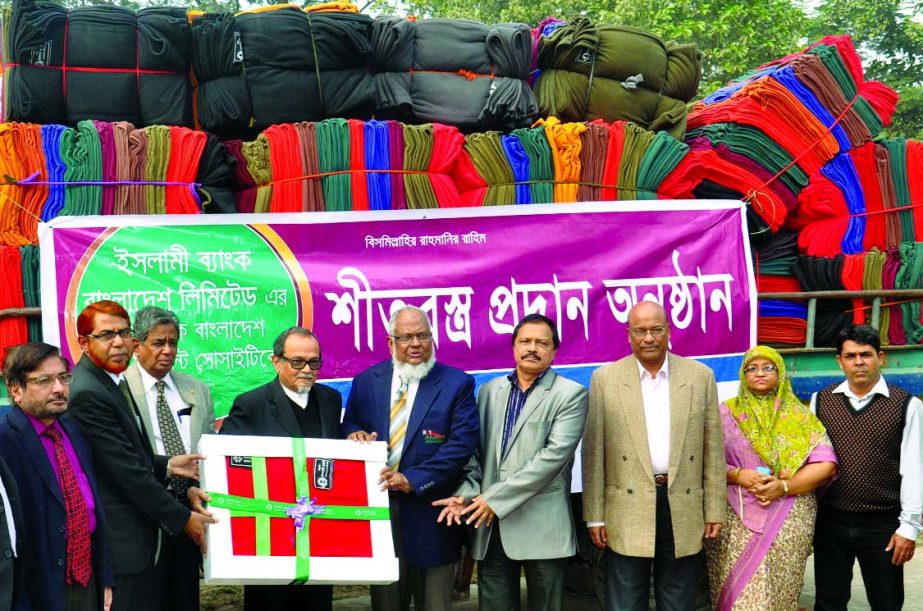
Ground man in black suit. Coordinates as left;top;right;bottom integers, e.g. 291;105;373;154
220;326;342;611
0;454;22;611
67;300;216;611
0;342;113;611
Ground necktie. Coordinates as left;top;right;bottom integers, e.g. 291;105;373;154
43;426;91;586
387;379;410;468
156;380;189;498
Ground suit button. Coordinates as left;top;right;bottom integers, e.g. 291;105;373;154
59;525;66;533
686;488;691;494
622;455;627;461
58;558;65;566
3;550;11;559
627;489;633;494
690;455;695;461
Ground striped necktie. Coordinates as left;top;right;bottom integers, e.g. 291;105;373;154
156;380;189;498
387;378;410;468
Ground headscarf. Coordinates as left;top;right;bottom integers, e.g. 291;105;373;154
725;345;826;478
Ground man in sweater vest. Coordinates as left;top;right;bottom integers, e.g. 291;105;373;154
810;324;923;611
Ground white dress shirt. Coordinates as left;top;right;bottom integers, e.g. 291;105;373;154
810;375;923;540
639;358;671;475
138;367;192;454
0;472;15;557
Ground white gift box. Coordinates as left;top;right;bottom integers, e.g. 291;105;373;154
199;434;399;585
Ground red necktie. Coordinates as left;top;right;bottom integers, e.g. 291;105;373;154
43;425;91;586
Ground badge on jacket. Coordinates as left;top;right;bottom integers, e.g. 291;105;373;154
422;429;446;444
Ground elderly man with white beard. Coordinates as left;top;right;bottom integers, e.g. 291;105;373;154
343;306;479;611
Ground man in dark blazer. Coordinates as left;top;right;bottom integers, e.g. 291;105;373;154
0;454;23;611
124;307;216;611
221;326;342;610
343;306;479;611
0;342;113;611
67;300;216;611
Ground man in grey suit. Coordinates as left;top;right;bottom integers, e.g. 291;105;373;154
434;313;588;611
124;307;215;611
583;301;725;611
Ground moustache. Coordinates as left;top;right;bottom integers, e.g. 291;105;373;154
523;352;541;360
46;394;67;403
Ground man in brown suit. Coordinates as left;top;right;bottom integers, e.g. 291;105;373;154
582;301;725;611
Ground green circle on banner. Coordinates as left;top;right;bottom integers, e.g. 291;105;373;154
74;224;300;420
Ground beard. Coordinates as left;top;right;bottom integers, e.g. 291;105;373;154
86;349;130;374
392;352;436;383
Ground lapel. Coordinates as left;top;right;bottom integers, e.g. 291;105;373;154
7;407;64;506
501;370;556;463
80;356;151;450
667;354;691;482
268;377;304;437
373;363;395;439
173;373;204;446
404;365;443;451
124;363;156;450
618;357;655;482
491;379;513;466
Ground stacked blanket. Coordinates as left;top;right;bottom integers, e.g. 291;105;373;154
753;230;807;346
4;0;194;126
0;120;235;246
534;18;701;138
226;119;468;212
372;17;537;132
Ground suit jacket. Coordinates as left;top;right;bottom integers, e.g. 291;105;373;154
0;455;23;611
0;406;113;611
220;377;342;439
582;353;725;558
68;355;190;576
124;362;216;454
456;369;588;561
341;360;479;567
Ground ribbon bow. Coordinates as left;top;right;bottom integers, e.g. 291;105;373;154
285;496;324;532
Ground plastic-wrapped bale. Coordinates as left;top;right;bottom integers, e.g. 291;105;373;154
190;4;375;137
534;18;701;138
372;17;538;132
4;0;193;126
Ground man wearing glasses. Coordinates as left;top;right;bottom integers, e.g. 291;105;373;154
582;300;725;611
343;305;478;611
0;342;113;611
69;300;215;611
123;307;215;611
220;326;342;611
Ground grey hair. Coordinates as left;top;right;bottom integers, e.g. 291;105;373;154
272;327;320;357
387;306;432;336
133;307;180;343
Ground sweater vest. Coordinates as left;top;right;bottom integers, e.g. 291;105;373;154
816;383;909;513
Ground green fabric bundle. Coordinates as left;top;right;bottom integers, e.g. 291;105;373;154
144;126;171;215
511;126;554;204
59;121;102;216
465;131;516;206
316;119;351;212
637;131;689;200
402;124;437;209
19;244;41;342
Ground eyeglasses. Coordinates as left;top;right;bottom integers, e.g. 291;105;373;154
629;326;668;339
744;364;778;375
391;332;433;345
26;373;74;387
279;355;323;370
84;328;134;342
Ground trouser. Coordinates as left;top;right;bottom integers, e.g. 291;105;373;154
477;522;568;611
604;484;700;611
65;566;98;611
155;499;202;611
370;496;455;611
813;505;904;611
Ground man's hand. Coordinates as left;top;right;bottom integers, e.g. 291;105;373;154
104;587;112;611
589;525;608;550
188;486;213;517
184;511;218;556
461;496;494;528
704;522;722;539
348;431;379;443
378;467;412;493
169;453;205;479
433;496;466;526
886;533;916;565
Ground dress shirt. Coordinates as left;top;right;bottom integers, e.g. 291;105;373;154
501;369;548;456
810;375;923;540
280;381;309;409
25;412;97;533
389;370;420;457
0;468;15;557
138;368;192;453
638;358;671;475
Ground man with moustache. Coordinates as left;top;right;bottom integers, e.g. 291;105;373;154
434;313;588;611
343;306;479;611
810;324;923;611
0;342;113;611
124;307;215;611
221;326;343;611
68;300;216;611
583;300;725;611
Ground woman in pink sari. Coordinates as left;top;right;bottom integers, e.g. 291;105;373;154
705;346;837;610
